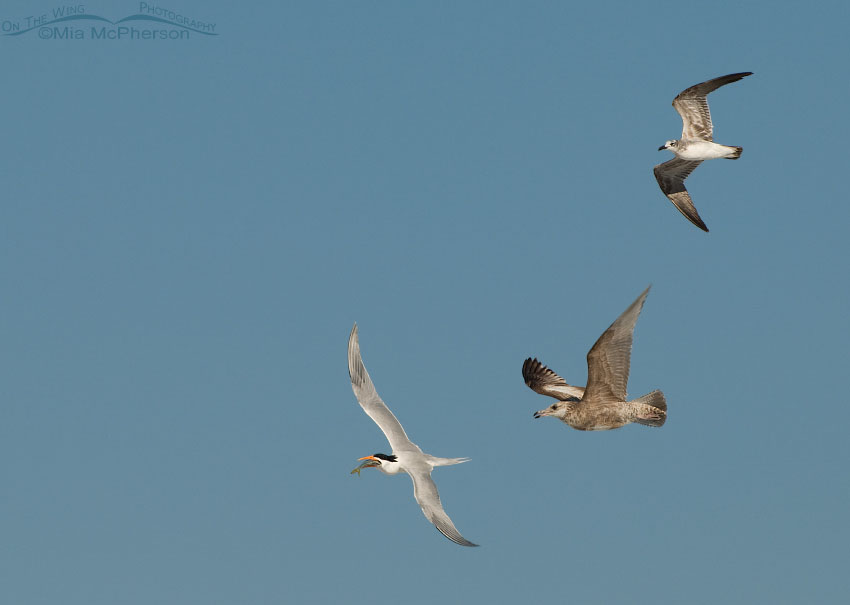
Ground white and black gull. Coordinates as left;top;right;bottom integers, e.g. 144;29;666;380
347;323;478;547
655;72;753;231
523;286;666;431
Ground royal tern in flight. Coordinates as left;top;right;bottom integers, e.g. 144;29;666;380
524;286;666;430
655;71;753;231
347;323;478;547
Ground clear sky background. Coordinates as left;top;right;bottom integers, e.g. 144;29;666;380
3;1;848;603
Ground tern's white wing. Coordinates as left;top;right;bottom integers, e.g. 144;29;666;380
583;287;650;403
409;466;478;547
348;323;421;453
653;158;707;232
673;72;752;141
522;357;585;401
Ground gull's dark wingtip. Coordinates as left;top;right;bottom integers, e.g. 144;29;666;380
714;71;754;84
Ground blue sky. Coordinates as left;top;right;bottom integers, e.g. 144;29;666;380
2;1;848;603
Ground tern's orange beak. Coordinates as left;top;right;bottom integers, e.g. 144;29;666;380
358;455;380;462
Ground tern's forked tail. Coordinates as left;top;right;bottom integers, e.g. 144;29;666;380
428;456;471;467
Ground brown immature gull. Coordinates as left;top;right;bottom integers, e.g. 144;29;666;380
655;71;753;232
523;286;666;430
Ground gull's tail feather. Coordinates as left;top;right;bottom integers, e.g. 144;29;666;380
725;146;743;159
630;390;667;427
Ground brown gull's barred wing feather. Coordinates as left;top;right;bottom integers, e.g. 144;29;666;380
673;72;753;141
522;357;584;401
583;286;651;404
653;158;708;232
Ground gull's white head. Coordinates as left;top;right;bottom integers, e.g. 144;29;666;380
658;139;678;152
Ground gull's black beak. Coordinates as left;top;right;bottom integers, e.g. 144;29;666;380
533;411;541;418
658;145;666;151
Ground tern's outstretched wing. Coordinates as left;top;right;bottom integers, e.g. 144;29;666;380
653;158;707;232
522;357;585;401
348;323;420;453
673;72;752;141
583;287;650;403
410;467;478;547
